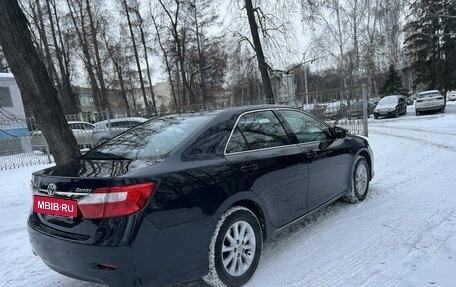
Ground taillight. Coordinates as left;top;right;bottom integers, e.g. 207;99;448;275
78;182;155;219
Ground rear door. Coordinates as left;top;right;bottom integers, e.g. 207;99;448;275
224;110;310;227
277;109;352;211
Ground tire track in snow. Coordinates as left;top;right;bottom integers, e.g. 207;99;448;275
369;128;456;152
370;125;456;137
286;183;456;287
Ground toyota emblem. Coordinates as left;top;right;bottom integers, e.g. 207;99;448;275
47;183;57;196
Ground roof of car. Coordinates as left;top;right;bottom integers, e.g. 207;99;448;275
67;121;94;125
221;105;293;114
94;117;148;125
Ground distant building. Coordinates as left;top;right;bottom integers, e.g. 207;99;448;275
0;73;27;138
272;73;297;104
71;81;174;121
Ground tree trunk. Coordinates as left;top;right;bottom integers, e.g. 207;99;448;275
193;0;208;103
46;0;78;114
158;0;193;106
244;0;274;104
67;0;102;112
85;0;110;114
34;0;57;86
135;9;158;116
151;13;178;109
123;0;148;111
0;0;80;165
177;30;195;105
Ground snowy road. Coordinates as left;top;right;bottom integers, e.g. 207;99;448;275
1;103;456;287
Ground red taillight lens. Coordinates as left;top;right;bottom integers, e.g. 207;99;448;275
78;182;155;219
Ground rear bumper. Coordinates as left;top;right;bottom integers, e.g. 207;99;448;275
415;104;444;112
28;224;134;286
27;214;214;286
374;110;396;118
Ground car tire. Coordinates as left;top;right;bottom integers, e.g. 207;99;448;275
343;156;370;203
416;111;420;116
374;114;378;119
203;207;263;287
394;110;399;118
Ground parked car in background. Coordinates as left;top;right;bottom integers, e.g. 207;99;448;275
92;117;148;146
30;121;95;151
28;106;373;287
373;95;407;119
302;103;326;118
415;90;445;116
347;100;375;119
323;101;347;120
447;90;456;101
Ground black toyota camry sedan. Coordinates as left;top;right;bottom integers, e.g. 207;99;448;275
28;106;374;287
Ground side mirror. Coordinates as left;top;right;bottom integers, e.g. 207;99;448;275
333;126;347;138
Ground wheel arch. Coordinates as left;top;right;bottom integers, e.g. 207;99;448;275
214;192;272;242
230;199;268;242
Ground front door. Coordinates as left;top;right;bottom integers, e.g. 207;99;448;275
225;110;309;227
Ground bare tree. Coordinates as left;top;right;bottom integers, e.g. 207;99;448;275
66;0;104;112
157;0;195;105
244;0;274;103
150;6;178;109
131;0;158;115
45;0;78;114
84;0;110;114
122;0;149;111
102;27;131;116
0;0;80;165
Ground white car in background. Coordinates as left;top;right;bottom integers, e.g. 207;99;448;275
448;90;456;101
30;121;95;151
415;90;445;116
92;117;148;146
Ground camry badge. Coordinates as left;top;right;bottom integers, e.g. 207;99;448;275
47;183;57;196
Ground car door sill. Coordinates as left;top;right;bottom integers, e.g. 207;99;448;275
273;192;346;235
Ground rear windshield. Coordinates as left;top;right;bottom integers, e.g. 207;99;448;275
83;115;215;160
418;92;440;98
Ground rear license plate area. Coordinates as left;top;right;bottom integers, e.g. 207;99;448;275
33;195;78;217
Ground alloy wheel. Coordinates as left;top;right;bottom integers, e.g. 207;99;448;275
355;162;368;196
221;221;256;277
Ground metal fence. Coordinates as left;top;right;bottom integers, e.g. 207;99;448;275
296;85;371;136
0;85;371;170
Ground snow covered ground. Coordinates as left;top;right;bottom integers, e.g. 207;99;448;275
1;102;456;287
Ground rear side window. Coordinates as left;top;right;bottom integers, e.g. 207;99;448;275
226;110;289;153
68;123;82;130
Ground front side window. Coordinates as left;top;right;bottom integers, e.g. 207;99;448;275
279;110;330;143
226;110;289;153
